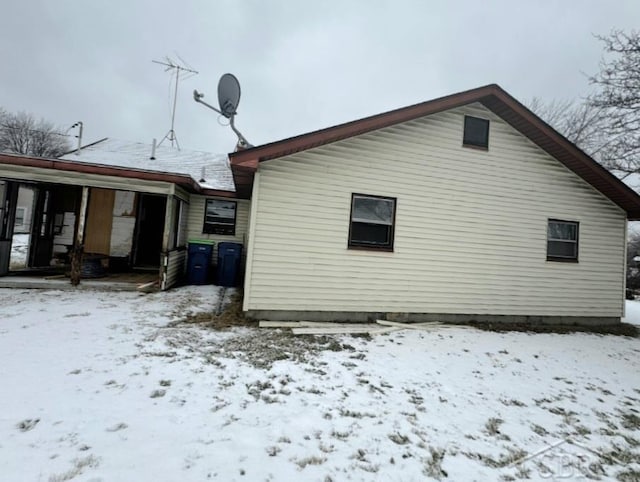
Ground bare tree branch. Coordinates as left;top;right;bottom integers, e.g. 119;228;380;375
528;30;640;179
527;96;609;159
587;30;640;177
0;110;71;158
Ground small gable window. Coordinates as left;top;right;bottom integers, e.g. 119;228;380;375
348;194;396;251
463;115;490;149
547;219;579;262
203;199;237;235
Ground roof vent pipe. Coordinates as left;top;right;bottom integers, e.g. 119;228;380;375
199;166;206;183
69;121;83;155
150;138;157;160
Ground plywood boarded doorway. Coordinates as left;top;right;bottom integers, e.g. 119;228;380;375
84;188;115;256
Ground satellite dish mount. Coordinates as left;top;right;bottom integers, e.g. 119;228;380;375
194;73;252;148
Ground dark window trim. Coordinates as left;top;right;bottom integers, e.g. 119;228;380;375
546;218;579;262
348;193;397;251
462;115;490;149
202;199;237;236
348;245;395;253
462;143;489;152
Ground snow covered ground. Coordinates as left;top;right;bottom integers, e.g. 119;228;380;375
0;287;638;481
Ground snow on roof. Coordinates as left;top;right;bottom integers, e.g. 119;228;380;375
59;138;234;192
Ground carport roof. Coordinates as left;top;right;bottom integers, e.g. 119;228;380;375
0;139;236;197
60;138;235;192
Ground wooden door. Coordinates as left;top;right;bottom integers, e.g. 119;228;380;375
84;188;115;255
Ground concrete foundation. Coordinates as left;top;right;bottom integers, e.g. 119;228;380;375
246;310;621;327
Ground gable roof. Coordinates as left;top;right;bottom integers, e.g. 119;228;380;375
229;84;640;219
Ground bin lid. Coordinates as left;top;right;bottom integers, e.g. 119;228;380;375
188;239;216;246
218;242;243;248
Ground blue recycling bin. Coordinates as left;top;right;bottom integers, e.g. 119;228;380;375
217;242;243;287
187;241;215;285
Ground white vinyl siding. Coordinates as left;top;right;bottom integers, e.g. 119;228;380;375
161;249;186;290
186;195;250;257
244;103;626;318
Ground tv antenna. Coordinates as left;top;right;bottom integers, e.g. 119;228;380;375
193;73;252;149
153;55;198;149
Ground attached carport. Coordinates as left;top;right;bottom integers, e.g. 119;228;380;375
0;153;193;289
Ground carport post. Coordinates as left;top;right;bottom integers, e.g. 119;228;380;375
70;186;89;286
159;195;175;290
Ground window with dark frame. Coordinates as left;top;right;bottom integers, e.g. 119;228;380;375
348;194;396;250
203;199;237;235
547;219;579;261
463;115;490;149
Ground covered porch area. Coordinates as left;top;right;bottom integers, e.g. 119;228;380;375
0;154;191;291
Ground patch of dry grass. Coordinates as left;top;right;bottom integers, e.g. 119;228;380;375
48;455;99;482
208;329;355;369
173;291;361;368
177;291;257;329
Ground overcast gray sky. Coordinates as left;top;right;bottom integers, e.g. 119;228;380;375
1;0;638;154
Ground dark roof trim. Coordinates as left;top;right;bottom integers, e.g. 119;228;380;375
0;152;237;199
229;84;640;219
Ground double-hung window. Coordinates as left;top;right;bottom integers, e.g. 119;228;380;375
203;199;237;235
348;194;396;250
547;219;579;261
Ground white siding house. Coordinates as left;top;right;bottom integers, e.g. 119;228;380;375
230;84;640;324
2;84;639;323
0;139;242;288
186;195;250;257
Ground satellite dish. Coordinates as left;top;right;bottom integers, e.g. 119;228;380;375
193;73;252;148
217;73;241;119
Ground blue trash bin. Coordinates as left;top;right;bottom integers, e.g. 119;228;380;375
217;242;243;287
187;241;215;285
